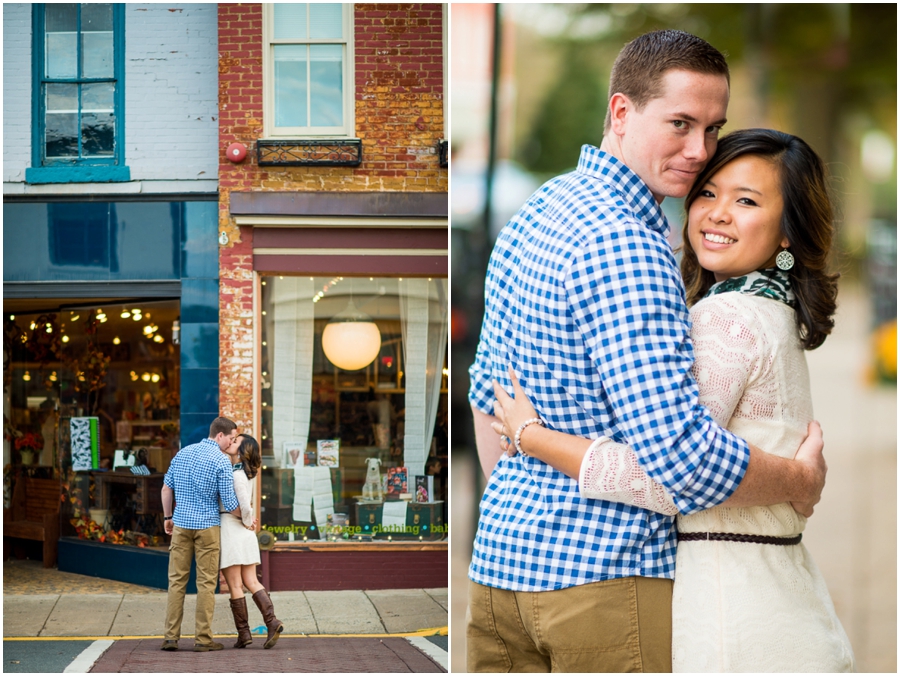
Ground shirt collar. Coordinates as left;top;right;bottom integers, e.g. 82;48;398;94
575;145;670;238
200;438;220;451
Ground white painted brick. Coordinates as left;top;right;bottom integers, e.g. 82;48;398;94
3;3;218;190
124;4;219;182
3;4;32;183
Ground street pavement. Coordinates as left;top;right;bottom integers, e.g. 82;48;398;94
3;587;448;672
450;281;897;673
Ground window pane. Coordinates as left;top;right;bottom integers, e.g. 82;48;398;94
46;3;77;32
309;4;343;39
310;45;343;127
274;45;308;128
274;3;307;40
47;83;79;112
46;32;77;78
258;277;449;543
81;3;113;31
82;82;114;111
46;112;78;158
82;112;115;156
82;31;114;78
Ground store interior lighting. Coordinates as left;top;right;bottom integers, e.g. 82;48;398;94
321;299;382;371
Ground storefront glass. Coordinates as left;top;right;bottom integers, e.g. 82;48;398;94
258;276;448;543
4;301;180;539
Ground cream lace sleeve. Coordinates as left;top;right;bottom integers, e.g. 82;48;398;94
579;437;679;514
234;471;254;528
578;295;763;513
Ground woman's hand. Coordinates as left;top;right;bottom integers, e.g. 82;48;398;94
491;366;540;456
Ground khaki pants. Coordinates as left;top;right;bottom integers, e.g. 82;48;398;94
467;577;673;673
164;525;221;645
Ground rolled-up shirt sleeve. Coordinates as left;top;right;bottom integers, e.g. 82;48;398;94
566;222;749;514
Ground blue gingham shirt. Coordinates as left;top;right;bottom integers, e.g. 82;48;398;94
468;146;750;591
164;438;239;529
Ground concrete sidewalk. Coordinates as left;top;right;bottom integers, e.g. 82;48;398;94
4;588;448;638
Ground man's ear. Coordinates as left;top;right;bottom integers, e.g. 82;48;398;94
608;92;631;136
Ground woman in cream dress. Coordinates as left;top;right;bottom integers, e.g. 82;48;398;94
492;130;855;672
220;434;284;649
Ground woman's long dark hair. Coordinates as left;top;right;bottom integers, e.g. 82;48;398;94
236;434;262;479
680;128;839;350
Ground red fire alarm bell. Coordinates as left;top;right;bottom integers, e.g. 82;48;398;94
226;142;247;163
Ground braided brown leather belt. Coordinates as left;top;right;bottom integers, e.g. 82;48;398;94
677;531;802;546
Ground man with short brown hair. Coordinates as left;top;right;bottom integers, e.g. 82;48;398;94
467;30;827;672
161;416;241;652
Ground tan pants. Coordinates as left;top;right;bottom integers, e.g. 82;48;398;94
467;577;673;673
164;525;221;645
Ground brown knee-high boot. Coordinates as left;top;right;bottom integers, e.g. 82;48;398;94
229;597;253;649
251;588;284;649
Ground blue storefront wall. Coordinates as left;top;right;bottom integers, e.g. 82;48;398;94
3;199;221;447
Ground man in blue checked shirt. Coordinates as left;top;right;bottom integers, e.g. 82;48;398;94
467;30;828;672
160;416;242;652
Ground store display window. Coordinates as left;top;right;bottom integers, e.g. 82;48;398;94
258;276;448;543
3;301;180;540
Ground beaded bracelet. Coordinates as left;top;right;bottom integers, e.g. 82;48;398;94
514;417;544;456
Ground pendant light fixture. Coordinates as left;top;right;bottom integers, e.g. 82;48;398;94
321;290;381;371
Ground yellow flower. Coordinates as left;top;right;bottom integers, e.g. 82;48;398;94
874;320;897;382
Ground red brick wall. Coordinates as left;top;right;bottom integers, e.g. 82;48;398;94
218;3;263;428
217;3;446;428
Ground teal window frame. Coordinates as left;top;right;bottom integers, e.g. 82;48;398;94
27;3;129;184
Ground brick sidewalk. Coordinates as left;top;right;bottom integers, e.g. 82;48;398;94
90;637;444;673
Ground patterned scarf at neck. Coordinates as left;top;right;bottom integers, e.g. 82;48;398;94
704;268;794;307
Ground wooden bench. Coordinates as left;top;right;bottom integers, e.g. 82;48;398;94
3;476;60;567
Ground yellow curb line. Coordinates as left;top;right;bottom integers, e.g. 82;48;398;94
4;627;448;641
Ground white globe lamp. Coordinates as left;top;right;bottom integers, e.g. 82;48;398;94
322;301;381;371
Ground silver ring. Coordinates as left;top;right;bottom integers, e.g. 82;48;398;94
500;434;510;447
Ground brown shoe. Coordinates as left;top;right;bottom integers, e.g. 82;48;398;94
229;597;253;649
160;639;179;651
193;641;224;652
251;588;284;649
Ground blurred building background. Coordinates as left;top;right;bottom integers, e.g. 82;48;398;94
449;4;897;672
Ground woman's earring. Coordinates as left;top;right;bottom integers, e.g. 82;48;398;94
776;249;795;271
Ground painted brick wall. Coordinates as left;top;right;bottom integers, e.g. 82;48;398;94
124;4;219;183
3;3;32;184
217;3;446;427
3;3;218;189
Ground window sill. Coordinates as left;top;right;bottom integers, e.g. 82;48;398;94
26;165;131;185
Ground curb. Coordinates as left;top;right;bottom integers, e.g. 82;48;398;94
4;626;449;641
